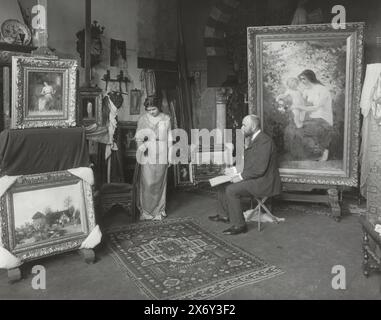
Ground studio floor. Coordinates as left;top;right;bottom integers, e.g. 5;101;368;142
0;190;380;300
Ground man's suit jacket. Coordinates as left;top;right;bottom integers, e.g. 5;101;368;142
241;131;282;197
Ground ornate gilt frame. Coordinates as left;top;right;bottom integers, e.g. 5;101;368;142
0;171;96;262
11;55;77;128
247;23;364;187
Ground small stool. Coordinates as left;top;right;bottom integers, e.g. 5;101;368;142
250;197;279;232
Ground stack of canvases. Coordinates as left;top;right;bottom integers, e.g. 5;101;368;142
0;55;101;280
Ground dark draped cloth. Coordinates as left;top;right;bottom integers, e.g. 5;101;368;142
284;114;333;160
0;127;89;176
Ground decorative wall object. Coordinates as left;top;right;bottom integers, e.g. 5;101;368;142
129;89;141;115
117;121;138;158
11;55;77;129
77;87;103;126
0;170;96;262
174;164;194;187
0;19;31;45
247;23;364;186
110;39;127;68
76;20;105;68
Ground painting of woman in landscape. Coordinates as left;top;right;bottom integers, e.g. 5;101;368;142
27;71;64;116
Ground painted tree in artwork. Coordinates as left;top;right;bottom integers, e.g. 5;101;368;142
63;196;75;219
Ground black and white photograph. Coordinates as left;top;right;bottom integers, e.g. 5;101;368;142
1;0;381;306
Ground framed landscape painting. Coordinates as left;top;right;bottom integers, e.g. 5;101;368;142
0;171;96;261
247;23;364;186
11;56;77;128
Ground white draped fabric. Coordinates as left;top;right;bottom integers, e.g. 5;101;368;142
360;64;381;197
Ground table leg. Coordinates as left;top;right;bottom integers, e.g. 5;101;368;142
362;227;370;277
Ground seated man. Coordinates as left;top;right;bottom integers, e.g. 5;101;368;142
209;115;281;235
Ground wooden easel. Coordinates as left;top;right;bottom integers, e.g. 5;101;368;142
279;183;342;221
7;0;96;282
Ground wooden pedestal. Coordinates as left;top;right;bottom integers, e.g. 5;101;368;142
279;183;342;221
80;248;96;264
359;216;381;278
7;267;22;282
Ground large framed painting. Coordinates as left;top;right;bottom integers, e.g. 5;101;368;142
0;171;96;262
11;55;77;128
247;23;364;186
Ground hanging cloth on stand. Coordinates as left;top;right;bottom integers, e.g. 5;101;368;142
140;69;156;97
359;63;381;197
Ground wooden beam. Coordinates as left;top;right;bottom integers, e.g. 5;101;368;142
84;0;92;86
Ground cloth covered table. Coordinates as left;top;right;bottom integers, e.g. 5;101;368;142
0;127;89;176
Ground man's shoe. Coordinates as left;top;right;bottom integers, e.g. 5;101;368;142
222;225;248;235
208;215;230;223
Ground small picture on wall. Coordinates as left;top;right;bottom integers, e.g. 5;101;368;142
118;121;138;157
174;164;194;187
110;39;127;68
77;88;103;126
130;89;142;115
82;97;96;120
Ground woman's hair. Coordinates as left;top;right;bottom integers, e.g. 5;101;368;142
298;69;323;85
144;95;161;111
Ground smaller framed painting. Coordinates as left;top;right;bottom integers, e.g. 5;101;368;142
77;87;103;126
118;121;138;158
174;164;195;187
11;55;77;128
130;89;142;115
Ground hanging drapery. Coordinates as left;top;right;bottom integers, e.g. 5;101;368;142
176;0;193;137
140;69;156;97
359;63;381;199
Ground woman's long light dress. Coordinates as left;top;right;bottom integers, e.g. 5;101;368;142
135;113;171;220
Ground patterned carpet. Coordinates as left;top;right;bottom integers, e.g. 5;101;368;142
189;185;367;217
106;218;284;300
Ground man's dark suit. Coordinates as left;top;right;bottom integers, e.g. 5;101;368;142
218;131;281;227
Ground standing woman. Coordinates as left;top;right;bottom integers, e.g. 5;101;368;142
135;95;172;220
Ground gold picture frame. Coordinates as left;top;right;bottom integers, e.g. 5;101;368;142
0;171;96;262
247;23;364;186
11;55;77;128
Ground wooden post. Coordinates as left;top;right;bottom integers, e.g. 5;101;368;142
84;0;92;86
37;0;48;48
32;0;55;57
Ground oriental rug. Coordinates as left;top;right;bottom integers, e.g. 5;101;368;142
106;218;284;300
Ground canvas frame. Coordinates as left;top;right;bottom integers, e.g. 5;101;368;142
247;23;364;186
118;121;138;158
174;164;195;187
0;171;96;262
77;87;103;126
11;55;77;128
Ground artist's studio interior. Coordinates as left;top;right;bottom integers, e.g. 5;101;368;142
0;0;380;300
